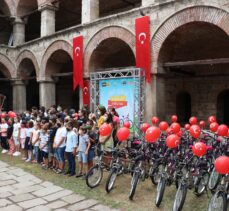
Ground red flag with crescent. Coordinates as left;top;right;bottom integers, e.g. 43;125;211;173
73;35;83;90
82;80;90;106
135;16;151;83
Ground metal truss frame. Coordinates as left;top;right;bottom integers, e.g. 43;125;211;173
90;67;145;136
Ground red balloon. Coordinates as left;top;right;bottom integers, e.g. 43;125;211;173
152;116;159;125
189;125;201;138
217;124;228;136
170;123;180;134
184;124;190;130
1;113;7;118
208;116;216;124
141;123;150;133
199;121;205;128
189;116;198;125
123;121;131;129
166;127;172;135
159;121;169;131
228;129;229;137
210;122;219;133
8;111;16;118
192;142;207;157
117;127;130;142
99;123;112;136
166;134;180;148
214;156;229;174
177;130;183;137
145;126;161;143
171;115;178;123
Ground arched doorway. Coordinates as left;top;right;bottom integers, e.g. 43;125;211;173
217;90;229;125
89;37;136;71
157;21;229;121
176;92;191;124
18;58;39;109
0;63;12;110
17;0;40;42
0;1;12;45
46;50;79;109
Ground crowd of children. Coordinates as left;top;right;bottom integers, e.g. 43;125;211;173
0;105;119;178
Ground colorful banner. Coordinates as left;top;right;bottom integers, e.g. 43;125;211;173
99;78;135;124
73;35;83;90
82;80;90;106
135;16;151;83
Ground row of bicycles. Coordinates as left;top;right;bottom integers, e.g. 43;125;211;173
85;129;229;211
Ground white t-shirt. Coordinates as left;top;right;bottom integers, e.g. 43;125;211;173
13;123;21;137
1;123;8;137
54;127;67;148
40;132;49;152
26;128;34;138
20;128;27;139
32;129;40;147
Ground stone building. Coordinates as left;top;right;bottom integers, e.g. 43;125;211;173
0;0;229;124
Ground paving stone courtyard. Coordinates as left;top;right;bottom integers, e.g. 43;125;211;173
0;160;119;211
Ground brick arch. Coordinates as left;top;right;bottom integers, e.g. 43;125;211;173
151;6;229;73
84;26;135;77
40;40;73;79
0;53;16;78
16;50;39;78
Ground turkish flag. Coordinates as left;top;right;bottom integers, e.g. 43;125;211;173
135;16;151;83
73;36;83;90
82;80;90;106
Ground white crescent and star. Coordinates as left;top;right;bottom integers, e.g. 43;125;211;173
138;32;147;44
75;47;80;56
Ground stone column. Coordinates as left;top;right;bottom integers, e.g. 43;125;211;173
12;80;26;113
142;0;156;7
12;17;25;46
82;0;99;24
39;4;57;37
39;80;56;109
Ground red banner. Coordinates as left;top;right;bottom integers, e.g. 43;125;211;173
135;16;151;83
73;36;84;90
82;80;90;106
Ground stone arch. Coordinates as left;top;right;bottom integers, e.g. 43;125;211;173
0;0;12;16
151;6;229;73
40;40;73;79
16;50;39;78
84;26;135;76
0;53;16;78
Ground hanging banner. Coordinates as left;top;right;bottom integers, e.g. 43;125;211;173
73;35;83;90
82;80;90;106
135;16;151;83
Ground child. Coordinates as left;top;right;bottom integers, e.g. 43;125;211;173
32;123;41;163
76;126;91;178
7;118;14;155
24;121;34;162
39;123;49;170
1;118;9;153
13;117;21;156
20;121;27;159
65;121;77;176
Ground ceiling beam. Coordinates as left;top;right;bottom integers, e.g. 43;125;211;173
163;58;229;67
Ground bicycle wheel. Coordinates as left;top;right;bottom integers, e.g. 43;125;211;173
86;165;103;188
208;168;221;191
150;164;162;186
129;172;140;200
173;183;188;211
208;191;227;211
105;168;118;193
194;172;209;196
155;176;166;207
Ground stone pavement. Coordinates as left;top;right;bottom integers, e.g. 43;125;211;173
0;161;119;211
